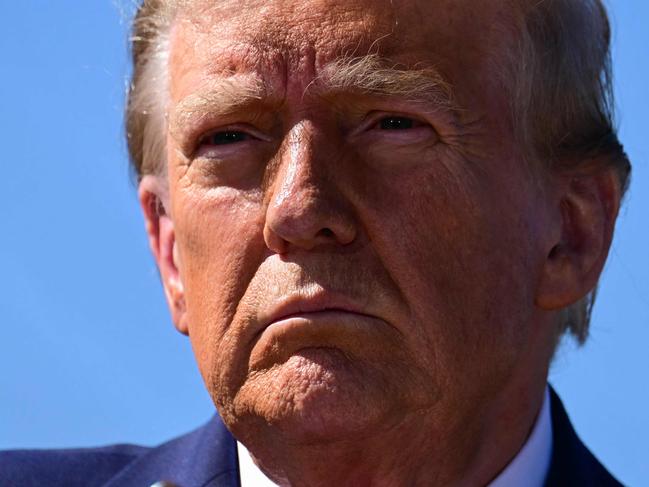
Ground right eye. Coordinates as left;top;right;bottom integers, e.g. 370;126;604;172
201;130;253;146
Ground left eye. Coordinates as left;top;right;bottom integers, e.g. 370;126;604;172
203;130;252;145
378;116;417;130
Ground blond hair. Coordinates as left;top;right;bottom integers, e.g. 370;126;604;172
125;0;631;343
507;0;630;342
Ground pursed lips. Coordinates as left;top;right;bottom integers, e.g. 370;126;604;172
248;292;386;370
259;292;375;331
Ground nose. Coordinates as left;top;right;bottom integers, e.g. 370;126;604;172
263;123;358;254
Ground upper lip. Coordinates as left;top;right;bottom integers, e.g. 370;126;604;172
260;291;373;328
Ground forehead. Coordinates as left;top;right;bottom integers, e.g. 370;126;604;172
168;0;513;99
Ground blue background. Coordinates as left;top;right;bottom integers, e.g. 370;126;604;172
0;2;647;485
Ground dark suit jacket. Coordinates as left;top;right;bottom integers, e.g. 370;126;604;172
1;389;622;486
543;388;622;486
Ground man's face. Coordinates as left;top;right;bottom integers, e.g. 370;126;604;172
163;0;555;445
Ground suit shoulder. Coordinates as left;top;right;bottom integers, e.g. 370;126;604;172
546;388;623;486
0;443;150;487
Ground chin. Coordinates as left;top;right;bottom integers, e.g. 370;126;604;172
223;347;396;444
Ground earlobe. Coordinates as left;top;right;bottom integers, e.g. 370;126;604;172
139;176;189;335
536;167;621;311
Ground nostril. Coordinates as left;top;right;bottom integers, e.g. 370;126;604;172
317;228;335;238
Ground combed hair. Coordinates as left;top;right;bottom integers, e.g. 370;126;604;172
125;0;174;178
125;0;631;344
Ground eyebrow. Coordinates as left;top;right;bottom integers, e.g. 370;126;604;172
169;54;458;139
315;53;456;110
169;75;270;141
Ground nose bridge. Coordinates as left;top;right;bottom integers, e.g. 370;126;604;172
263;120;356;252
274;121;322;211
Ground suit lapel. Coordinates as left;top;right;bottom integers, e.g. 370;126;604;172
104;414;240;487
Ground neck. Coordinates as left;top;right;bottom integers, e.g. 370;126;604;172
238;328;555;486
244;382;549;486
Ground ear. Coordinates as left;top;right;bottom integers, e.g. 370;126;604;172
139;175;189;335
536;166;622;310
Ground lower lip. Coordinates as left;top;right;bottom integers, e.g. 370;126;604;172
266;309;373;329
249;311;382;368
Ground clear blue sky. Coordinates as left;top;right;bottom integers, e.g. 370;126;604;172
0;2;647;485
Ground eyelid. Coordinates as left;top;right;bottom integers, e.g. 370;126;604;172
197;124;273;146
354;111;432;135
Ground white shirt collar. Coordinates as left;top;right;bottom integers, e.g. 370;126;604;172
237;440;278;487
237;387;553;486
487;386;553;487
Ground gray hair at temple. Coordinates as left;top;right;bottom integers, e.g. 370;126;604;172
124;0;631;344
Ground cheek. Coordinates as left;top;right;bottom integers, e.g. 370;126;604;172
172;188;266;380
365;162;541;382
